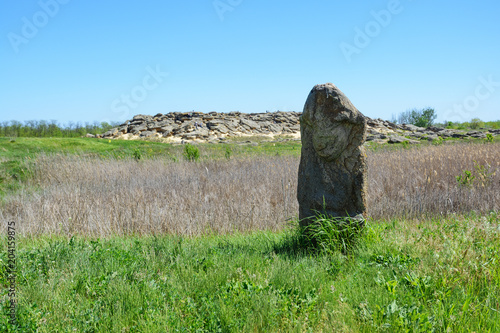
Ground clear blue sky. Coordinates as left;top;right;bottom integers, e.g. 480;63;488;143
1;0;499;124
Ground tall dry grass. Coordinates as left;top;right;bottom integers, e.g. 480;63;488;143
367;143;499;219
1;142;499;236
2;155;298;236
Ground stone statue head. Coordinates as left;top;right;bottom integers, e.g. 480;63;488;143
301;83;366;162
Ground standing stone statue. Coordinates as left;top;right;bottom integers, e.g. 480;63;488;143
297;83;367;228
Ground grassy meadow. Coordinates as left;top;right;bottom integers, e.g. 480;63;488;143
0;135;499;332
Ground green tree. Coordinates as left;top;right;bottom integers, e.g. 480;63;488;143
397;107;437;127
469;118;484;129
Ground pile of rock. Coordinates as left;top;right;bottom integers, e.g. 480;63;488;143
365;118;497;144
97;111;301;142
94;111;498;144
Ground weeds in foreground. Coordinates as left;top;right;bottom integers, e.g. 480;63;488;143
224;145;232;160
272;214;365;258
486;133;494;143
456;170;475;188
1;213;499;332
132;148;142;161
183;144;200;162
456;161;495;188
301;213;366;255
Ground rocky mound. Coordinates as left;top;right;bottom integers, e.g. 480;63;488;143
95;111;499;144
97;111;301;143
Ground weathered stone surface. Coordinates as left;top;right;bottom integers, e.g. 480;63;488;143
467;131;486;138
240;118;260;129
366;133;387;141
400;124;424;132
158;124;175;134
451;132;466;138
148;120;170;130
210;123;229;134
132;114;152;122
139;130;157;138
426;135;439;141
224;120;240;131
117;126;128;134
268;123;283;133
387;135;420;144
408;132;425;139
297;83;367;228
129;123;147;134
388;135;409;143
427;126;444;133
102;128;118;137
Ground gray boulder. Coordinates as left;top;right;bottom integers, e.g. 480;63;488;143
467;131;486;139
388;135;408;143
240;118;260;129
388;135;419;144
401;124;424;132
297;83;367;228
129;123;147;134
139;131;156;138
103;128;118;137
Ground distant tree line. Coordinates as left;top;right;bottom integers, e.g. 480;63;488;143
0;120;120;138
391;108;499;130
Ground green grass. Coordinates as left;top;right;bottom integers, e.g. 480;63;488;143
0;137;301;160
1;213;499;332
0;137;175;160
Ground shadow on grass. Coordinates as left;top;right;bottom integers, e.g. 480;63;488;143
273;216;367;259
272;227;315;258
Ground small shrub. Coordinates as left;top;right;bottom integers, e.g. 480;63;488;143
132;148;142;161
485;133;494;143
183;144;200;162
224;146;232;160
432;137;443;145
456;161;495;189
456;170;475;188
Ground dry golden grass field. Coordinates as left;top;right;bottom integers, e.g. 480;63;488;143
2;142;498;237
